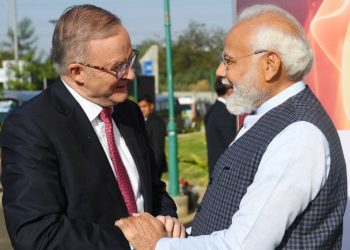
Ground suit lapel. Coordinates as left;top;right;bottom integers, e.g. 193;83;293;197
49;80;128;213
113;105;152;211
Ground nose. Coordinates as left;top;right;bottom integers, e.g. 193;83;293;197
216;62;226;78
126;67;135;80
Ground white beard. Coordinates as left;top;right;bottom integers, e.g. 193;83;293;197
224;66;267;115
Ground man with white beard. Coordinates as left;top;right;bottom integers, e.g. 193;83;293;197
115;4;347;250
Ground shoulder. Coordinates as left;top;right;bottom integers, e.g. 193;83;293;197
116;99;139;110
115;99;144;126
115;99;142;118
211;101;227;114
207;102;231;121
152;112;164;121
4;88;53;124
270;121;329;154
278;121;327;139
148;112;166;126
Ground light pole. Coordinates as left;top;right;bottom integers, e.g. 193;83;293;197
163;0;179;196
133;76;138;101
12;0;19;65
210;68;215;103
232;0;237;23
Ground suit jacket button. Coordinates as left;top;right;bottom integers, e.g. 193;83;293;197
197;205;201;212
208;177;213;185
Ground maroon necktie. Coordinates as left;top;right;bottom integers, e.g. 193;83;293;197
100;107;137;215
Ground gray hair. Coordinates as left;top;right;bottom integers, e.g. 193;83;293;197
52;4;122;75
238;4;313;81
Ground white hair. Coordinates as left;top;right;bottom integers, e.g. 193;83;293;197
237;4;313;81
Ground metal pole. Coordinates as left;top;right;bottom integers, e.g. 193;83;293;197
232;0;239;131
133;76;138;101
210;68;215;103
12;0;19;65
232;0;237;23
4;0;9;38
43;78;47;89
163;0;179;196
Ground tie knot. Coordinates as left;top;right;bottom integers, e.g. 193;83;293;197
100;107;113;123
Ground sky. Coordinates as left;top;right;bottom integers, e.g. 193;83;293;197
0;0;234;57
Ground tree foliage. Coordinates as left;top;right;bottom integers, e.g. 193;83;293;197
137;21;225;91
2;17;38;58
0;17;57;90
1;18;223;92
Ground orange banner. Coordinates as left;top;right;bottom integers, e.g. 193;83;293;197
237;0;350;130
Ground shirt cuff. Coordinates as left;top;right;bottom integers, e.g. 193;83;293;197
155;237;173;250
186;227;192;235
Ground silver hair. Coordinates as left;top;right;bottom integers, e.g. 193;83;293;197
52;5;122;75
237;4;313;81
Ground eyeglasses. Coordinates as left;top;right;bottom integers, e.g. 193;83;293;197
75;49;139;80
221;49;268;69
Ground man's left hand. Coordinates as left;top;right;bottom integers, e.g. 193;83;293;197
156;215;186;238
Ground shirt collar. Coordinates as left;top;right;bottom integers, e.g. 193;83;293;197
255;81;305;116
61;77;104;122
217;97;227;104
238;81;306;138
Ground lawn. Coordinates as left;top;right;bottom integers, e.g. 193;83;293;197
162;131;209;187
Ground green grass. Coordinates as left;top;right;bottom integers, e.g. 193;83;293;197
162;131;209;187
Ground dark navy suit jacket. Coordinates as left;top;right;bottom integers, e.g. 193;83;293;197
145;112;167;178
0;78;177;250
205;99;236;178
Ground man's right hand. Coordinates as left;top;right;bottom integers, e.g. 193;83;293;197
116;213;167;250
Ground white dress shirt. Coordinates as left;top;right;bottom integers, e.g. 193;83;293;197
156;81;330;250
62;79;144;213
217;96;227;104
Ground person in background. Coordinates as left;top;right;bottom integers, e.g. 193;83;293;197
0;4;184;250
115;4;347;250
138;94;168;179
204;77;236;178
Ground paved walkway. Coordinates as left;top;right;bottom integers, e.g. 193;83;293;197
0;192;13;250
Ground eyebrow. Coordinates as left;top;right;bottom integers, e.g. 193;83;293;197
109;61;123;69
224;53;235;60
109;51;133;68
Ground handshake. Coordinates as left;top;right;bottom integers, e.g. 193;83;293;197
116;213;186;250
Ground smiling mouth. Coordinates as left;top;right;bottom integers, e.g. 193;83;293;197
115;84;126;89
112;83;128;91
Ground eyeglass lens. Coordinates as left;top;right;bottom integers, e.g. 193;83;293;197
115;51;138;79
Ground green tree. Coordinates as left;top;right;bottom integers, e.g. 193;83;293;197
137;21;225;91
2;17;38;58
0;47;13;62
173;21;224;90
1;17;57;90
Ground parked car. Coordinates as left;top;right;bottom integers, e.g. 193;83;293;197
0;90;41;125
0;98;19;125
155;95;185;133
178;96;210;132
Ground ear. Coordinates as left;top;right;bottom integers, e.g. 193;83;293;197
67;63;84;85
263;51;281;82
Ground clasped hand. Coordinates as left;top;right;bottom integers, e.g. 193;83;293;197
116;212;185;250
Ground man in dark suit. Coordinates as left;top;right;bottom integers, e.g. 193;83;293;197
204;78;236;178
0;5;183;250
138;95;167;179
